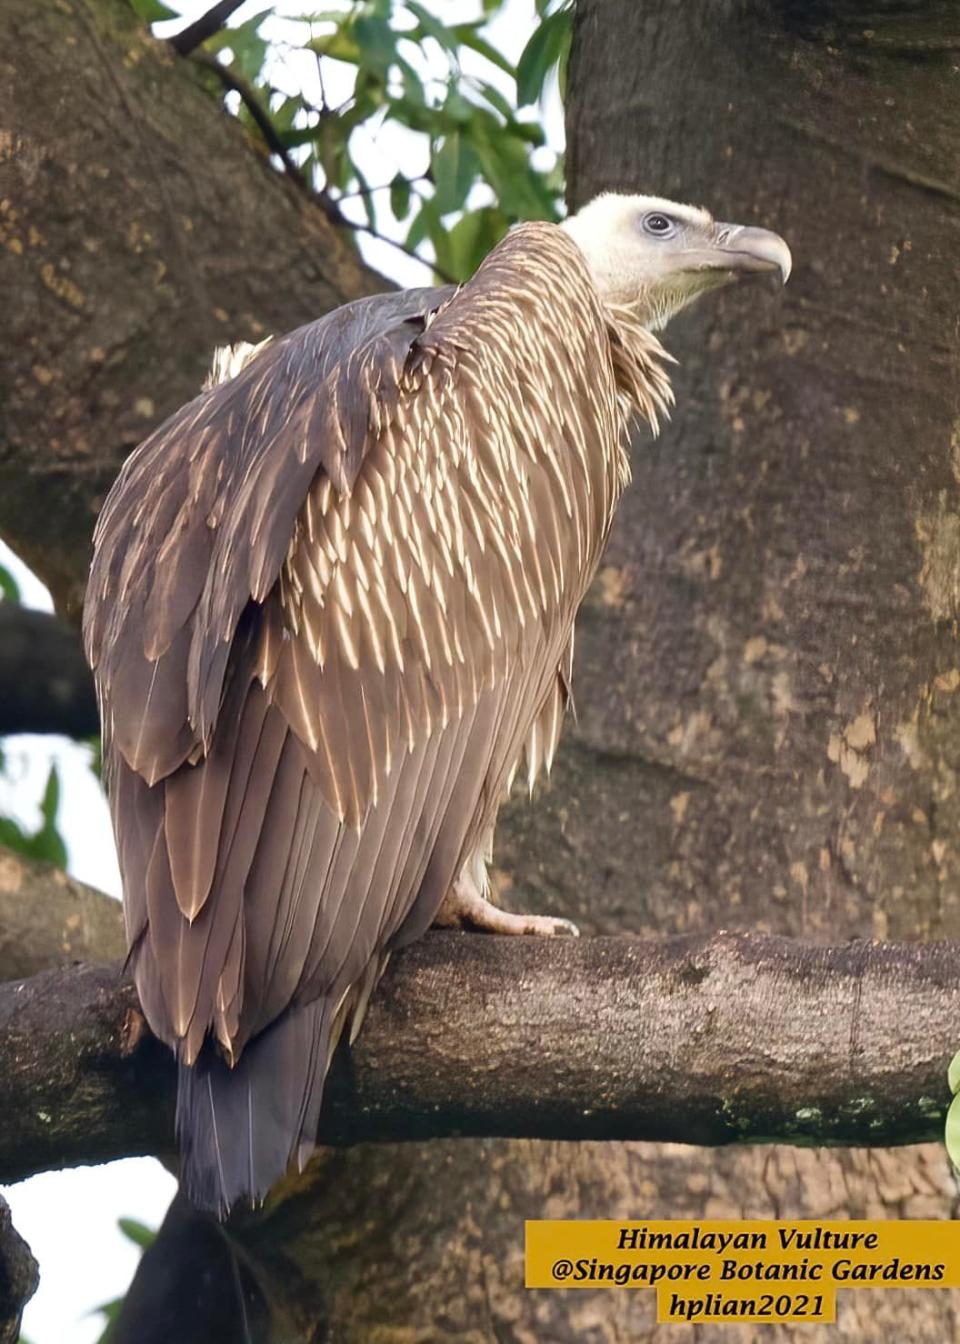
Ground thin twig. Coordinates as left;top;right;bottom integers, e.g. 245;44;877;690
169;0;249;57
338;173;430;200
189;55;446;283
191;53;309;191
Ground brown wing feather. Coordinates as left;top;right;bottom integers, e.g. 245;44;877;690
84;222;670;1210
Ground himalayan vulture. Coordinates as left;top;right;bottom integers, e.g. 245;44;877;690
83;192;790;1213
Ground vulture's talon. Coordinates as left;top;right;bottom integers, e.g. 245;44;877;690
434;878;579;938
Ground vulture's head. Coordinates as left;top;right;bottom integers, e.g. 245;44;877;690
561;192;791;330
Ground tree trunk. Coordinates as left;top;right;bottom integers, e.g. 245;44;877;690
478;0;959;1339
0;0;380;619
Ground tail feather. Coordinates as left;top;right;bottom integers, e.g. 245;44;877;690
176;998;334;1215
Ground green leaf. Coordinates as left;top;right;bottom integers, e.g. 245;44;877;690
445;206;509;280
308;25;362;64
947;1090;960;1171
128;0;177;22
441;85;474;126
39;765;59;828
352;162;378;229
396;56;426;107
451;24;514;76
0;563;20;604
0;765;68;868
405;1;458;54
405;198;439;253
118;1217;157;1251
0;818;28;852
204;10;272;80
468;119;556;220
431;132;479;215
92;1297;124;1344
516;7;571;107
430;219;456;284
353;14;397;77
949;1050;960;1097
390;172;412;220
473;79;515;123
386;94;437;136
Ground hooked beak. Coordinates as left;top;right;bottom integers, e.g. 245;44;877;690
711;224;792;285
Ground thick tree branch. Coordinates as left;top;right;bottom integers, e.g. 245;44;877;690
0;845;124;983
0;606;98;737
1;929;957;1185
0;1194;38;1344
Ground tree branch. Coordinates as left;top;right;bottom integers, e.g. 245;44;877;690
190;53;310;193
169;0;248;57
0;845;124;984
0;606;98;737
1;928;957;1185
0;1194;38;1344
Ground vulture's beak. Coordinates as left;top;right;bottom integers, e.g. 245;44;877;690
710;224;792;285
679;225;792;287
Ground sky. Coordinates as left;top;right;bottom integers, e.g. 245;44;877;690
2;3;562;1341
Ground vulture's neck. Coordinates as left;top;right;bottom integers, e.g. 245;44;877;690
603;302;675;437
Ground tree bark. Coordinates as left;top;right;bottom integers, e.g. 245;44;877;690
0;0;382;620
4;928;960;1184
477;1;959;1340
0;1194;38;1344
0;844;125;982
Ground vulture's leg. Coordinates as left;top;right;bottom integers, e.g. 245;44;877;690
434;871;579;937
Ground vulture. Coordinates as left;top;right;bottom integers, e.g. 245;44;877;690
83;193;790;1214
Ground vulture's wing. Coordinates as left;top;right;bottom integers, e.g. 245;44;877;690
84;223;670;1211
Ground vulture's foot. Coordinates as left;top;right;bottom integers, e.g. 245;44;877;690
434;876;579;937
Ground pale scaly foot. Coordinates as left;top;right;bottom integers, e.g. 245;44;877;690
434;874;579;937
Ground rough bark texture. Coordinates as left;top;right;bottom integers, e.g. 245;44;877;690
0;844;125;982
0;1193;38;1344
0;0;381;620
0;606;98;737
467;1;959;1341
4;929;960;1184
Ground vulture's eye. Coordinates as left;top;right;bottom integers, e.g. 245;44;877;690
642;212;675;237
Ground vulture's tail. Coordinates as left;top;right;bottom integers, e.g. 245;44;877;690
176;998;335;1216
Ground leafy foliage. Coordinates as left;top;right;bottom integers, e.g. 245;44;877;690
947;1051;960;1172
0;764;68;868
128;0;177;20
137;0;570;280
0;562;20;604
0;555;72;870
518;0;572;107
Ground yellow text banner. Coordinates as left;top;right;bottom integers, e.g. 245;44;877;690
525;1220;960;1325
